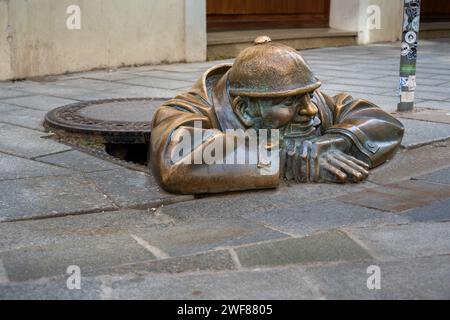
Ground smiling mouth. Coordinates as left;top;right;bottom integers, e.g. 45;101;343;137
284;117;315;138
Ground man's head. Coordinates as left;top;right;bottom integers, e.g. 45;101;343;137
228;36;320;131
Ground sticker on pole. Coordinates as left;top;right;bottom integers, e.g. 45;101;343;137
401;42;411;56
405;31;417;44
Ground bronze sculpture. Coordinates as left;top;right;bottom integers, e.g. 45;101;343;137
149;36;404;194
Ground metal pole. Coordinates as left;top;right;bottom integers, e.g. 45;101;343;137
398;0;421;112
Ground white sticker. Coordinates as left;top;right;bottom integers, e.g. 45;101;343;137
401;42;410;56
405;31;417;44
401;91;415;102
406;75;416;91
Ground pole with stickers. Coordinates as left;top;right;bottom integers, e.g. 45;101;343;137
398;0;420;112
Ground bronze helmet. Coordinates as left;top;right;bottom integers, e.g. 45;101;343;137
227;36;321;98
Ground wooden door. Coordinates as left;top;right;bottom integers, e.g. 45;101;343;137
207;0;330;31
421;0;450;22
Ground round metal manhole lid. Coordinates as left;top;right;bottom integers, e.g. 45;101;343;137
44;98;165;144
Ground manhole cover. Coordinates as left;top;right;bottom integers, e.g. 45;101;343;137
44;98;165;144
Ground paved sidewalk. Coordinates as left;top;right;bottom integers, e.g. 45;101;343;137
1;39;450;299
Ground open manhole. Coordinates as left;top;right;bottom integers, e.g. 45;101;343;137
44;98;165;165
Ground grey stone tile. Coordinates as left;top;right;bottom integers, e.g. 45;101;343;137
118;77;194;90
134;217;286;257
320;83;388;95
0;153;73;181
401;119;450;148
0;123;71;158
414;166;450;185
36;150;122;173
101;86;180;99
0;233;155;282
338;180;450;212
414;100;450;111
103;250;237;276
306;255;450;299
0;209;173;252
2;95;77;111
129;70;201;82
14;83;94;99
345;221;450;260
85;168;193;208
54;79;124;91
0;175;116;222
242;199;406;237
0;277;102;300
403;198;450;222
82;70;142;81
108;266;320;299
0;88;31;100
236;231;371;268
368;143;450;184
0;104;46;131
162;182;369;222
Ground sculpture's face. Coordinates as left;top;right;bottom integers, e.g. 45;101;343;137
234;92;318;130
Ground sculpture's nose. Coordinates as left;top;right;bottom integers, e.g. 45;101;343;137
298;95;318;117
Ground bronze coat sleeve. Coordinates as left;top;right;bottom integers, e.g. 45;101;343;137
150;105;279;194
315;91;405;167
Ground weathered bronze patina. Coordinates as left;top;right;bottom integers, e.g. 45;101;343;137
149;37;404;194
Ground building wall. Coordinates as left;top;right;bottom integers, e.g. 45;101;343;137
0;0;206;80
330;0;403;44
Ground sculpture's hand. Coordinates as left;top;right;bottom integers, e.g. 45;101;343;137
284;134;370;183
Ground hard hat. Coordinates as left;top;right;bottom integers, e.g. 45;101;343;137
228;36;321;97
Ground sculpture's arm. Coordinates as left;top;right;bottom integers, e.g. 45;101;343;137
284;91;404;183
150;106;279;194
320;92;405;168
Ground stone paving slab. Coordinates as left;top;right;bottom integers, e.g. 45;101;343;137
118;77;195;90
0;175;116;222
403;198;450;223
414;100;450;111
134;217;286;257
0;209;173;252
306;255;450;299
368;142;450;184
344;221;450;260
338;180;450;212
235;231;372;268
396;109;450;124
0;152;73;181
0;104;47;131
35;150;123;173
0;276;103;300
413;166;450;185
85;168;193;208
242;199;407;237
162;182;369;222
0;233;155;282
102;250;237;276
100;86;180;99
2;94;77;111
401;119;450;148
107;267;320;300
0;88;31;100
0;123;71;158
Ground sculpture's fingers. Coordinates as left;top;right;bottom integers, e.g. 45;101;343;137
341;153;370;169
334;153;369;177
326;154;364;182
322;161;347;182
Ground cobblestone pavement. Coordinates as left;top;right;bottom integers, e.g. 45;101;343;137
1;39;450;299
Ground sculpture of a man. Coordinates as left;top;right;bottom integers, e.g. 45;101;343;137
150;37;404;194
